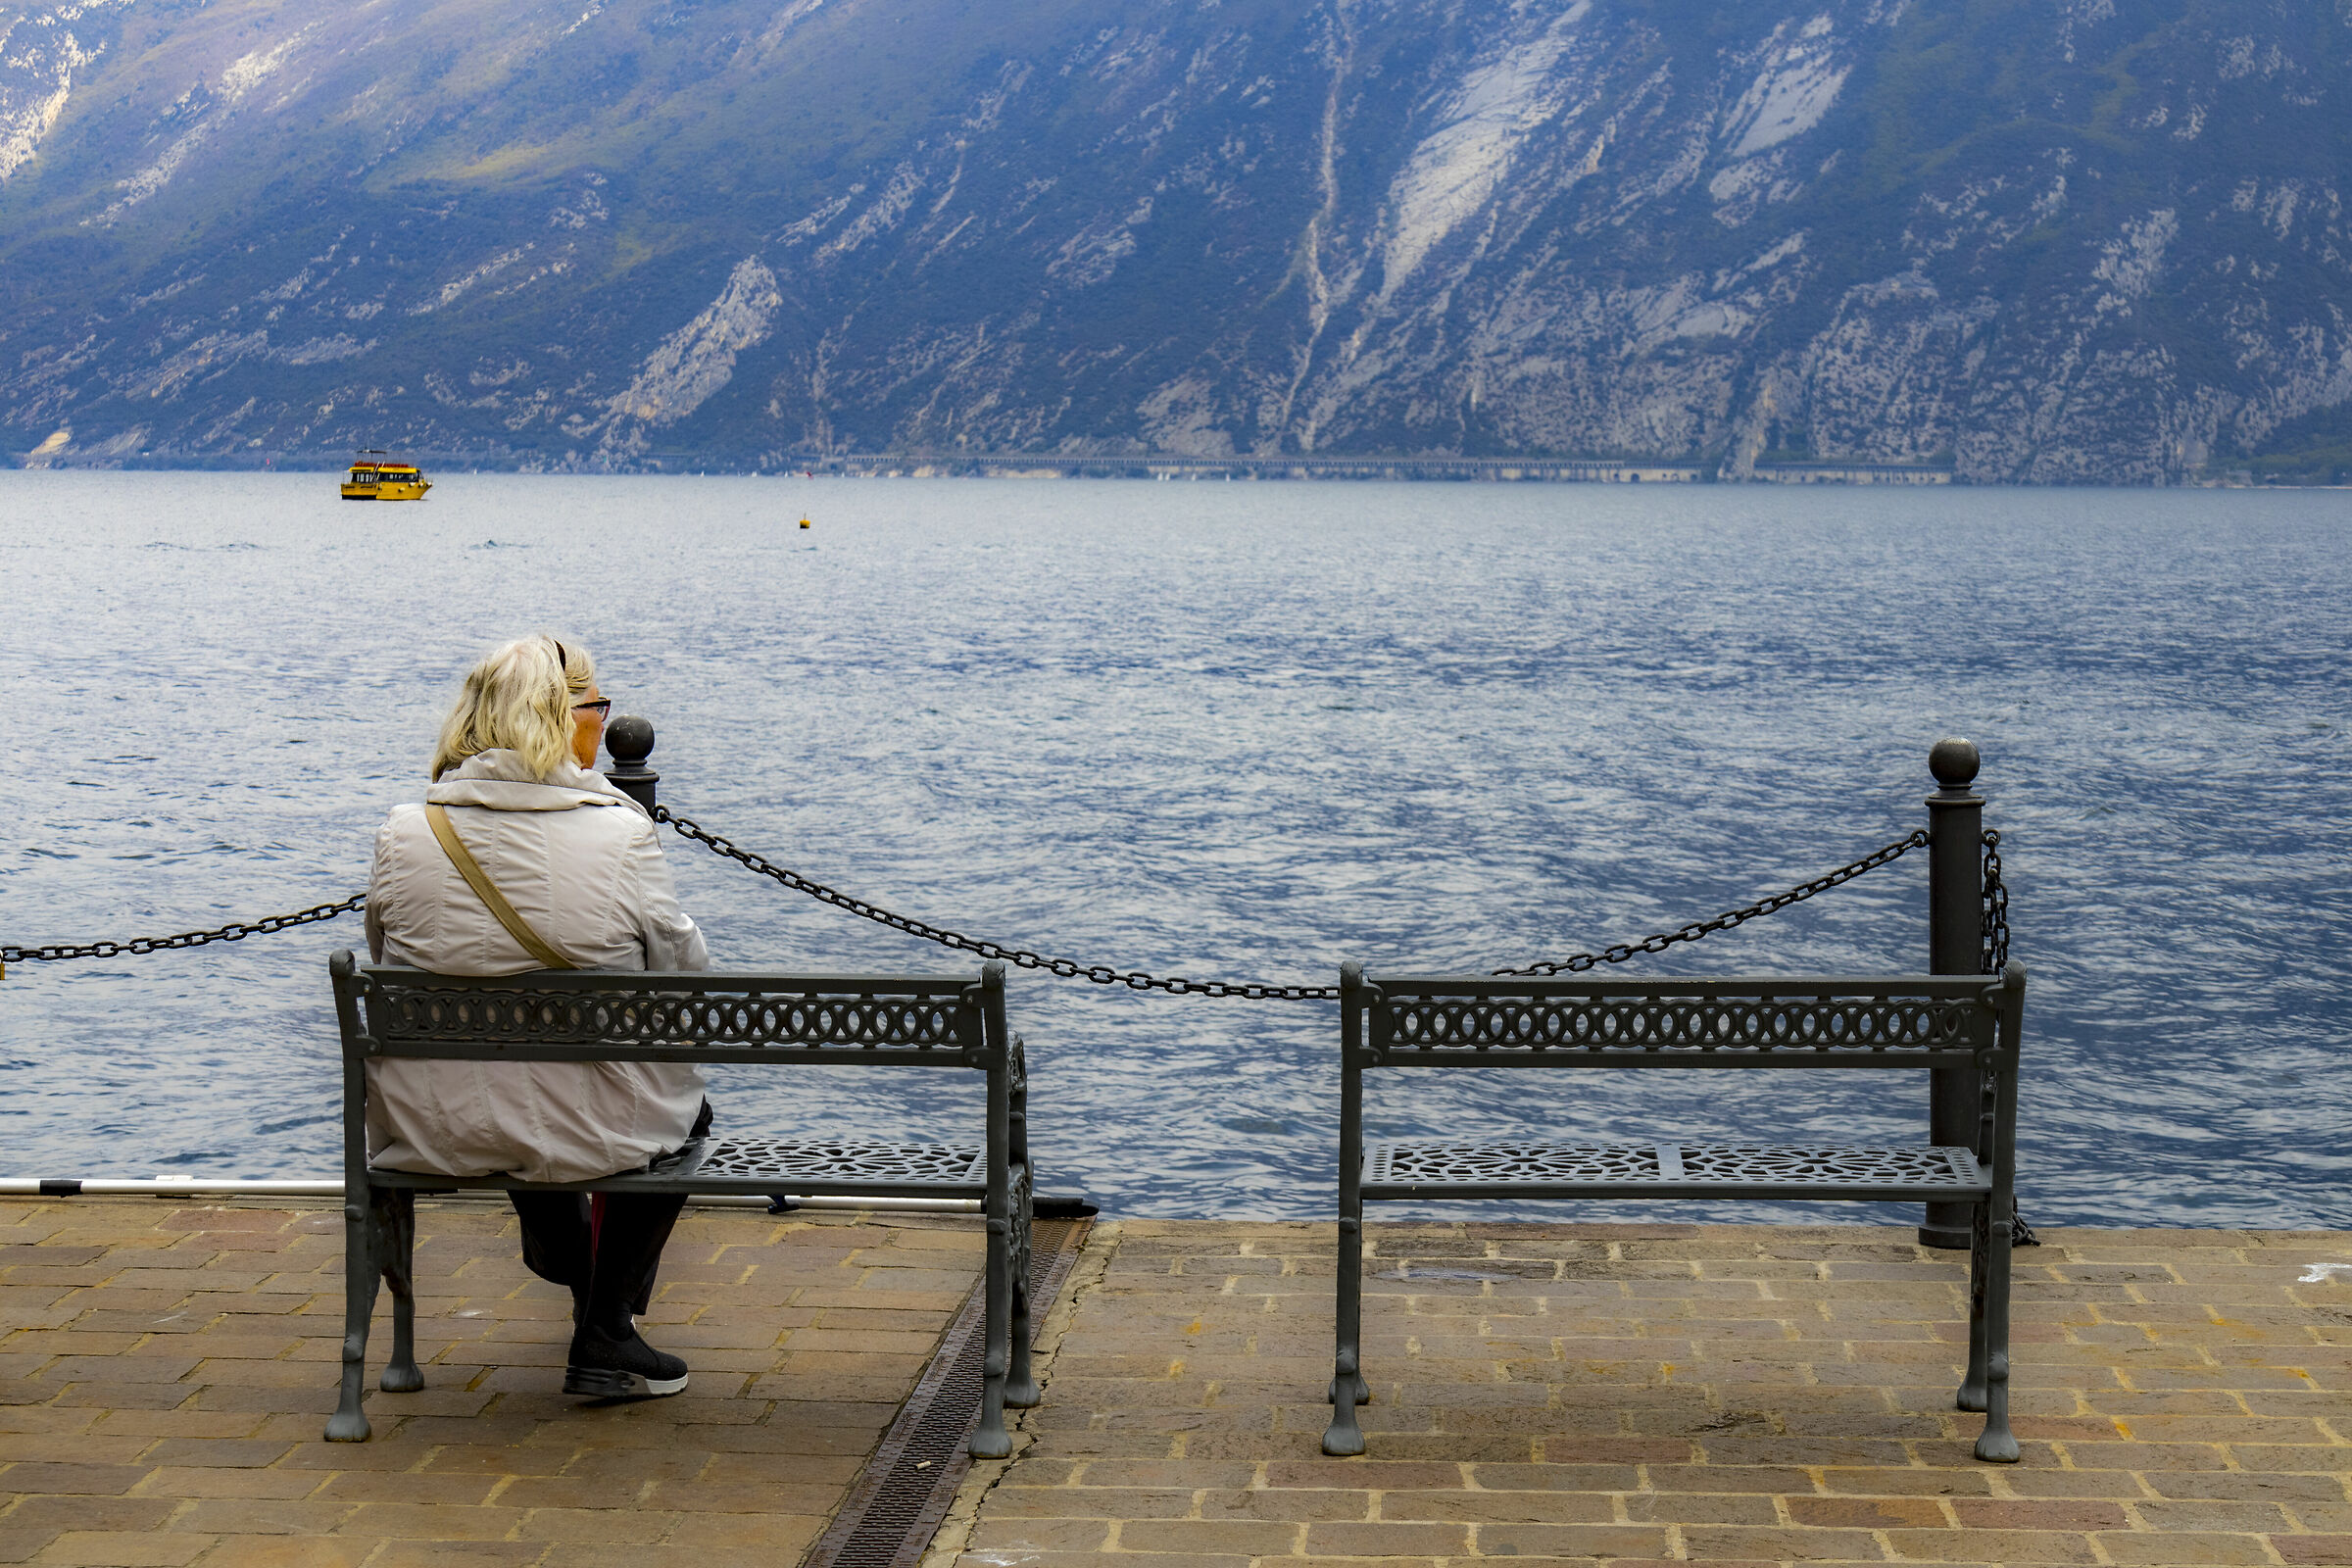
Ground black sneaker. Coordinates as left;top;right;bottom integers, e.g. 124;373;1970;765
564;1324;689;1399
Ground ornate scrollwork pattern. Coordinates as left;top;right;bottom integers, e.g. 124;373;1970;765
1368;1140;1983;1191
366;984;969;1051
1007;1158;1034;1316
689;1137;986;1185
1370;1142;1659;1185
1380;994;1991;1057
1676;1144;1980;1186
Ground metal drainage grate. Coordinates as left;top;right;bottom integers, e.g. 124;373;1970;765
802;1214;1093;1568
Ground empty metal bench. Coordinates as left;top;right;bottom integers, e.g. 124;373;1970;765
1324;963;2028;1462
324;952;1037;1455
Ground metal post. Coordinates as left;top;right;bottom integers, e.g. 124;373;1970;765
1920;737;1983;1250
605;715;659;812
972;960;1013;1458
1323;961;1369;1456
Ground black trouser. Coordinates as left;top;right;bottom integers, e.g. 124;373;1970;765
510;1100;710;1339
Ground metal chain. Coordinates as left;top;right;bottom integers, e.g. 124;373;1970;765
656;807;1344;1000
1980;829;2010;974
1491;829;1932;977
1;895;367;972
0;816;1991;997
662;808;1936;999
1975;826;2034;1243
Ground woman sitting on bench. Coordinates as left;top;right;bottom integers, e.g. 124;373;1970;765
363;634;710;1401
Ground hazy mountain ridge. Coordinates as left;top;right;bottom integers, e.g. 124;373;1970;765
2;0;2348;482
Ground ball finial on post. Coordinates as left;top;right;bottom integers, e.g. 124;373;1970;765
604;714;660;811
1928;737;1981;792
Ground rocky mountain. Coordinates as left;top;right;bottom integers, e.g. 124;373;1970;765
2;0;2348;482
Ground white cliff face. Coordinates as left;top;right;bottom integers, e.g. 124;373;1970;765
87;24;315;224
1378;0;1591;297
2091;210;2179;317
1049;196;1152;287
1722;17;1848;160
598;258;783;453
0;2;123;182
0;73;72;181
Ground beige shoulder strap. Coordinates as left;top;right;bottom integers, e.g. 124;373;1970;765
424;804;576;970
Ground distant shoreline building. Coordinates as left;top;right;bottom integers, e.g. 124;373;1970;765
1748;462;1954;486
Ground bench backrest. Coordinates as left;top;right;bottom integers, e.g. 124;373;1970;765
328;951;1011;1068
1344;964;2025;1072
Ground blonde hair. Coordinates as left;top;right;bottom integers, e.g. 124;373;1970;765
431;635;597;781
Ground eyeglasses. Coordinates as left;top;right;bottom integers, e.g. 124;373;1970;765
572;699;612;721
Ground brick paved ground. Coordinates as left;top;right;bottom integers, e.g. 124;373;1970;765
940;1220;2352;1568
0;1197;980;1567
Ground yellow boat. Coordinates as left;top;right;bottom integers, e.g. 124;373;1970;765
340;450;432;501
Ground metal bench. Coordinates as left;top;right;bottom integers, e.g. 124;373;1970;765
1324;964;2029;1462
324;952;1037;1455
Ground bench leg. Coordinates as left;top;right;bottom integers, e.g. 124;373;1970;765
325;1189;384;1442
1322;1214;1367;1456
376;1188;424;1395
1004;1167;1039;1409
971;1208;1012;1458
1958;1200;1990;1412
1973;1209;2020;1462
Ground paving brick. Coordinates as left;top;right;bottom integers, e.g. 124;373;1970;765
170;1499;355;1537
1787;1495;1948;1529
0;1200;976;1568
1947;1497;2131;1530
937;1220;2352;1568
968;1516;1116;1551
29;1534;217;1567
662;1511;828;1552
1379;1490;1614;1525
2093;1531;2280;1564
186;1538;374;1568
15;1206;2352;1568
991;1487;1197;1519
361;1544;546;1567
2131;1499;2291;1532
1121;1519;1307;1553
1882;1526;2099;1562
1475;1523;1677;1557
511;1504;675;1544
0;1462;152;1495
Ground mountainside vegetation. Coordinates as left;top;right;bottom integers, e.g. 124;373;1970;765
3;0;2348;481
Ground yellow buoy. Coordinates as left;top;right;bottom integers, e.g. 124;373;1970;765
799;517;811;529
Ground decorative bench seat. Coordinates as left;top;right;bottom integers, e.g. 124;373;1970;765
1362;1140;1988;1199
1326;965;2028;1463
326;954;1036;1456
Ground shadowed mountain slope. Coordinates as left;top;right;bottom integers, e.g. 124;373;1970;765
3;0;2348;481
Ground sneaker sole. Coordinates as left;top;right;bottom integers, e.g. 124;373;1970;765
564;1365;689;1399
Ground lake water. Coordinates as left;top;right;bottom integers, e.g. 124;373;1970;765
2;470;2347;1229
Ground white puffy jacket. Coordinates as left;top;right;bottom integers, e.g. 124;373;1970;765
363;749;710;1183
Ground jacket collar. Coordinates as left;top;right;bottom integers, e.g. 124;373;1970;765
426;750;648;817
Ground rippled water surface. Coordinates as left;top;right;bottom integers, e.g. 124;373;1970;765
3;471;2347;1227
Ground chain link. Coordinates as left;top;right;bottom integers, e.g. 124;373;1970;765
1;895;367;970
1491;830;1932;977
1980;829;2010;974
656;808;1345;1000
